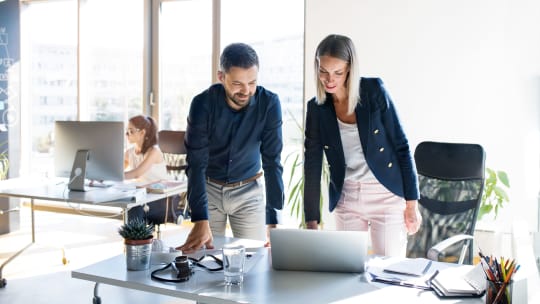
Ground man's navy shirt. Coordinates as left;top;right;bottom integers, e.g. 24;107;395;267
185;83;284;224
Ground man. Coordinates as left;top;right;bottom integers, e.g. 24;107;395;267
177;43;284;253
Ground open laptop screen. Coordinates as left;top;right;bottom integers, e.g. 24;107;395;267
270;229;367;273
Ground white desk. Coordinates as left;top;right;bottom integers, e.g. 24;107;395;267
72;233;484;304
0;177;186;238
0;177;186;288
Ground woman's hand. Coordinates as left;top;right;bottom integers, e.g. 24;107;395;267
305;220;318;230
404;200;422;235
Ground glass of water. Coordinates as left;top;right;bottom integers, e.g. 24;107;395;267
222;243;246;285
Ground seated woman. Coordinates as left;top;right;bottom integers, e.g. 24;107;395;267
124;115;170;224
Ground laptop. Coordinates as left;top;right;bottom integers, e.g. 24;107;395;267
270;229;368;273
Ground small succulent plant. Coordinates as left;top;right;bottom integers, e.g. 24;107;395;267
118;218;154;240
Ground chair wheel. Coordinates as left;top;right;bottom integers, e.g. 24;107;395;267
0;278;6;288
92;296;101;304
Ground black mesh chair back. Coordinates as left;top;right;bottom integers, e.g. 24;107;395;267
142;130;190;228
158;130;187;180
406;141;485;264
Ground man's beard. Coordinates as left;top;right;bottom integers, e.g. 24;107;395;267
228;92;251;109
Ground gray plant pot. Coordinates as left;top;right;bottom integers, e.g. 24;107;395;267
125;238;153;271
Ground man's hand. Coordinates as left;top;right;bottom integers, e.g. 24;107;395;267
305;220;318;230
264;224;277;247
404;200;422;235
176;220;214;253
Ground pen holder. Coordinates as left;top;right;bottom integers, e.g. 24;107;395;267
485;278;513;304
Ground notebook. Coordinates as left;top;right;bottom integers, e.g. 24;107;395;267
430;264;486;297
383;257;433;276
270;229;367;273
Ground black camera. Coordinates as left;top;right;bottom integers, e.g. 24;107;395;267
151;255;194;283
172;255;193;282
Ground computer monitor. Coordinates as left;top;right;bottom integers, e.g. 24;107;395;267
54;121;124;191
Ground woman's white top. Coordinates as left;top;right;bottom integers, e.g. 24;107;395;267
126;145;169;182
337;119;377;182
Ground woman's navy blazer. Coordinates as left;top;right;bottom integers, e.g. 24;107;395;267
303;77;419;223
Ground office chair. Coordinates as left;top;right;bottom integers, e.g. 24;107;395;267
158;130;187;181
155;130;190;224
406;141;485;264
136;131;190;250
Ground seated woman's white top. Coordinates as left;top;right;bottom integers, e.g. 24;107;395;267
126;146;169;182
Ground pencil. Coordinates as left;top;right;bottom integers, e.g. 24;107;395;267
480;259;496;281
492;262;516;303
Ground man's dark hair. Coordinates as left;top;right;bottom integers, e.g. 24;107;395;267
220;43;259;73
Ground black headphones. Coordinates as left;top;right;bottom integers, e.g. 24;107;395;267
151;254;224;283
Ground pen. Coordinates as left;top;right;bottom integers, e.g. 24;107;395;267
422;260;433;275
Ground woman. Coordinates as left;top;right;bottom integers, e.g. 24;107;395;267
124;115;168;182
303;34;421;257
124;115;169;223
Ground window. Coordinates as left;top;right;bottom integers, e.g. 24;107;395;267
221;0;304;154
220;0;304;226
21;0;78;176
157;0;305;149
79;0;144;121
19;0;305;183
21;0;145;176
158;0;212;131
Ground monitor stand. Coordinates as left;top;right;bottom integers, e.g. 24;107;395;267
69;149;89;192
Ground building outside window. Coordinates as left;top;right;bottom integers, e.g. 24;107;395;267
20;0;304;198
21;0;78;176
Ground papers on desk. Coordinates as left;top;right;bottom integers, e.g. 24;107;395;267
110;184;147;202
383;257;432;276
144;180;186;194
367;257;436;291
369;272;433;290
366;256;485;298
430;264;486;298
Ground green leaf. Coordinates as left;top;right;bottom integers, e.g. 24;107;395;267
118;218;154;240
497;171;510;188
479;204;492;215
287;154;299;188
493;186;509;202
480;167;511;220
484;186;493;198
486;171;496;184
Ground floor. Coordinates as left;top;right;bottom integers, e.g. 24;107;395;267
0;204;195;304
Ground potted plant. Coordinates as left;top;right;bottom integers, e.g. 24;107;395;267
478;168;510;220
118;218;154;270
473;168;511;264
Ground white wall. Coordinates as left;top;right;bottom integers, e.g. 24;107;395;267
305;0;540;231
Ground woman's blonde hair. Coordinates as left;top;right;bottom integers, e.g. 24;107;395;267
314;34;360;114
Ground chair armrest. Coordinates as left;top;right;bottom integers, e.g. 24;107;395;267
427;234;474;264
